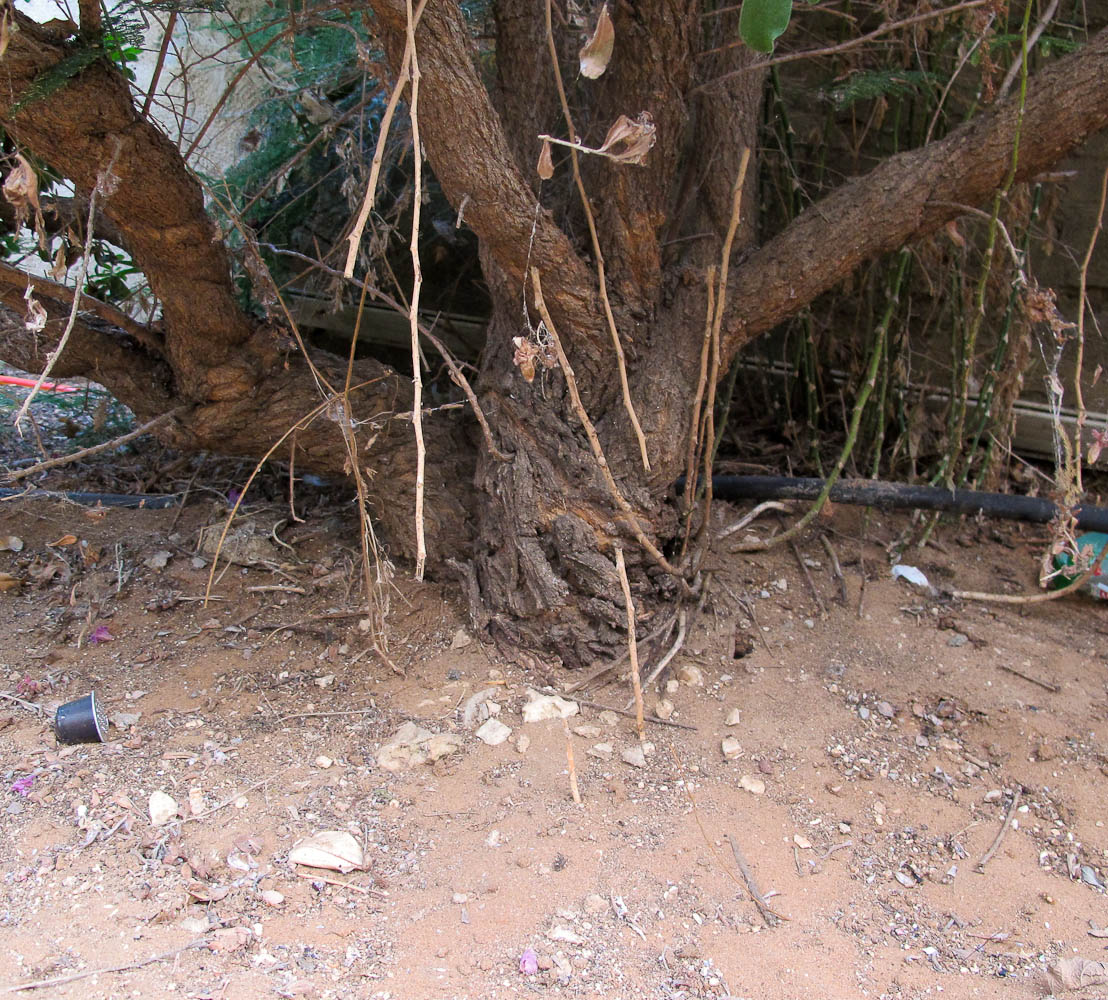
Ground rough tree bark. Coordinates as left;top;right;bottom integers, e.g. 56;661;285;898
1;4;1107;665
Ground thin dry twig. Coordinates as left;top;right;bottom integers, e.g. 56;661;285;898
682;266;717;526
820;533;848;604
976;787;1022;873
790;538;827;615
0;938;207;994
614;545;644;741
726;833;788;926
404;0;428;581
562;717;582;804
637;607;688;697
14;140;122;430
716;500;789;539
695;149;750;552
696;0;992;84
1072;158;1108;488
997;0;1059;101
344;0;429;275
530;268;691;594
295;871;386;896
572;696;696;732
0;691;45;714
543;0;650;472
8;409;184;482
998;662;1060;693
562;612;678;694
183;772;279;823
949;562;1096;605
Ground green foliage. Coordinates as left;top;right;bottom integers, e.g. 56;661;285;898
739;0;794;54
826;69;939;111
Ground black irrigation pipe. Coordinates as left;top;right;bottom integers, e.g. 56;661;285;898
0;488;180;509
699;475;1108;533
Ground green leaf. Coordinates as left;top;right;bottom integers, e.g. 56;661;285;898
739;0;794;54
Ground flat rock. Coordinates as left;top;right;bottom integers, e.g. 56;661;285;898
475;718;512;746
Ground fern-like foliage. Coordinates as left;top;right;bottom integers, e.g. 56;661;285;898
825;69;939;110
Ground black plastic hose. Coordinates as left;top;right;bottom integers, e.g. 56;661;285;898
0;488;180;509
702;475;1108;532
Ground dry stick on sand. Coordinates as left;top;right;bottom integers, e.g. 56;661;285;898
727;834;787;927
950;561;1098;605
820;533;849;603
183;772;279;823
614;545;645;742
998;662;1060;693
0;938;207;994
530;269;691;595
562;718;582;804
976;787;1023;873
572;697;696;732
790;538;827;615
543;0;650;472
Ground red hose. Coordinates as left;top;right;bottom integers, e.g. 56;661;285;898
0;375;79;392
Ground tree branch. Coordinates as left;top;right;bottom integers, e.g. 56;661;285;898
366;0;608;370
0;293;174;418
720;26;1108;361
0;11;256;394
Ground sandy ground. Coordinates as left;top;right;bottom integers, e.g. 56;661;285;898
0;487;1107;1000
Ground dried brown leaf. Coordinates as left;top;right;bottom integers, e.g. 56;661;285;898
0;572;22;592
3;155;47;249
1042;957;1108;992
206;926;253;953
23;288;47;334
537;139;555;181
579;3;614;79
596;112;656;165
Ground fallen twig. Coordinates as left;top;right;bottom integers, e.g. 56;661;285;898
247;584;307;595
976;787;1022;873
563;612;677;694
295;871;387;896
716;500;789;540
183;772;279;823
0;938;207;993
727;833;788;927
636;608;688;699
573;696;696;732
998;662;1060;693
790;538;827;616
563;718;582;805
0;692;45;714
7;409;185;482
820;533;848;604
614;545;644;741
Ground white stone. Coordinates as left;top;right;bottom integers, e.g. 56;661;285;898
475;718;512;746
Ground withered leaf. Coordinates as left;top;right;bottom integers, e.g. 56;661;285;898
579;3;614;79
596;112;656;165
24;289;47;334
3;155;47;249
537;139;555;181
1042;957;1108;992
0;572;22;592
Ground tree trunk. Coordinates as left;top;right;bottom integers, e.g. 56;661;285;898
2;5;1108;666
